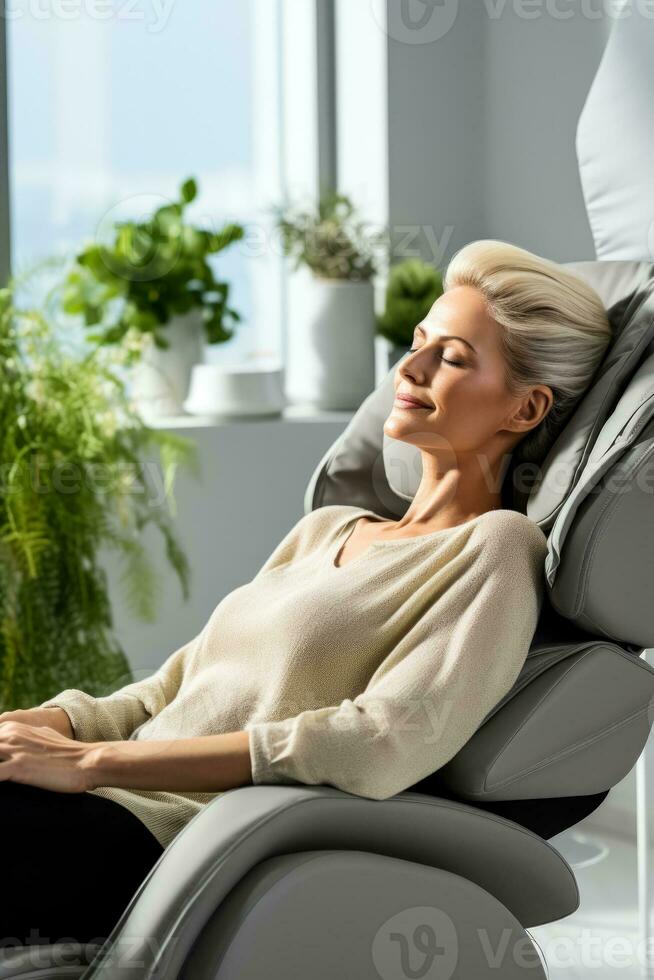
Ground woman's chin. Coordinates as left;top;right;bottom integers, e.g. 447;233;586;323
383;416;451;452
383;415;421;442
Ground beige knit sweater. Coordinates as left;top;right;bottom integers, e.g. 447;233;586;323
39;504;549;850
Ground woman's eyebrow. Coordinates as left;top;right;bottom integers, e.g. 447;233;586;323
415;323;478;354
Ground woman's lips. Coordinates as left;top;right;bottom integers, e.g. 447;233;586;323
395;394;431;409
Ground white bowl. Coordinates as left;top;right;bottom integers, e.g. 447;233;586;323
183;364;286;418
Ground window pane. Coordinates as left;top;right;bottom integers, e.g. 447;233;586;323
7;0;284;364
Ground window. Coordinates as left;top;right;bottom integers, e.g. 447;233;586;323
6;0;287;365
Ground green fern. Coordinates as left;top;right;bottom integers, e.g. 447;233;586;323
0;281;198;709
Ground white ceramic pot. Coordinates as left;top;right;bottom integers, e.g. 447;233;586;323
286;272;377;411
131;312;204;421
184;364;286;418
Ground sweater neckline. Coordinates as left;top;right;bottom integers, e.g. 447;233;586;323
330;507;505;570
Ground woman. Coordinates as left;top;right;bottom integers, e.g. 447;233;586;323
0;240;611;948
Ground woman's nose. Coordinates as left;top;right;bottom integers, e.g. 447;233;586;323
400;350;428;385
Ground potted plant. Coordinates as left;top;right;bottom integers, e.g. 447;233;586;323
0;281;196;709
274;191;383;411
376;258;444;374
62;177;245;420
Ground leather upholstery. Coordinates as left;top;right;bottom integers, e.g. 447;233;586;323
80;785;578;980
439;642;654;800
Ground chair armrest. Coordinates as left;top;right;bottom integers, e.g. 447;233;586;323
85;785;578;980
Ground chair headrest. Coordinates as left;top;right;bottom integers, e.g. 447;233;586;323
526;260;654;526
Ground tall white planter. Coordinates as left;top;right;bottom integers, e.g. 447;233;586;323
286;272;376;411
131;312;204;421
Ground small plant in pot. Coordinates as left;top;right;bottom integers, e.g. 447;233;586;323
62;177;245;420
274;191;384;411
377;258;444;371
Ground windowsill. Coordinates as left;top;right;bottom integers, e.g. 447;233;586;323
145;403;355;429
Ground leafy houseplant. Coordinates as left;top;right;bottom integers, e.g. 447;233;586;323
274;191;380;282
0;283;197;710
62;177;246;418
274;191;385;410
377;258;444;348
63;177;245;348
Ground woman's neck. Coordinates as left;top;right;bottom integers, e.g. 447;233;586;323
391;449;511;533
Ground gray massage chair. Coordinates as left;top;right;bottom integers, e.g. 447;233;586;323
1;257;653;980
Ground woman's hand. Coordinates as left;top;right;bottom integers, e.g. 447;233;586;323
0;707;74;739
0;719;94;793
0;720;253;796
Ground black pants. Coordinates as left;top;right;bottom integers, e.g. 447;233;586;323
0;781;164;948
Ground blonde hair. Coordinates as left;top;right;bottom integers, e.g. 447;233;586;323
443;239;612;467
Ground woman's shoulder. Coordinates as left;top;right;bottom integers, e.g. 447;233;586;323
300;504;367;529
313;504;367;517
469;509;549;567
285;504;365;546
475;508;547;539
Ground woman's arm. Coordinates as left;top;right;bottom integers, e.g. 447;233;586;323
0;721;252;795
83;730;253;792
35;631;202;743
0;706;74;738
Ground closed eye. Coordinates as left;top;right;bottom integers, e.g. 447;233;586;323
408;347;466;368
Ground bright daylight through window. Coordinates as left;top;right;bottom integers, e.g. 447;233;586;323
7;0;285;366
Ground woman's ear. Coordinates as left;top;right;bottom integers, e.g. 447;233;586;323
511;385;554;435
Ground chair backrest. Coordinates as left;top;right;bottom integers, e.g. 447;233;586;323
304;259;654;825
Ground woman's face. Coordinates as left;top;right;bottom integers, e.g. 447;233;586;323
384;285;539;455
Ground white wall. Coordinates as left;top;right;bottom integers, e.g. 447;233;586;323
482;1;609;261
386;0;485;267
338;1;612;267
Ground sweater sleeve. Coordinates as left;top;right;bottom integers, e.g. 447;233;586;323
37;632;202;743
247;530;547;800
